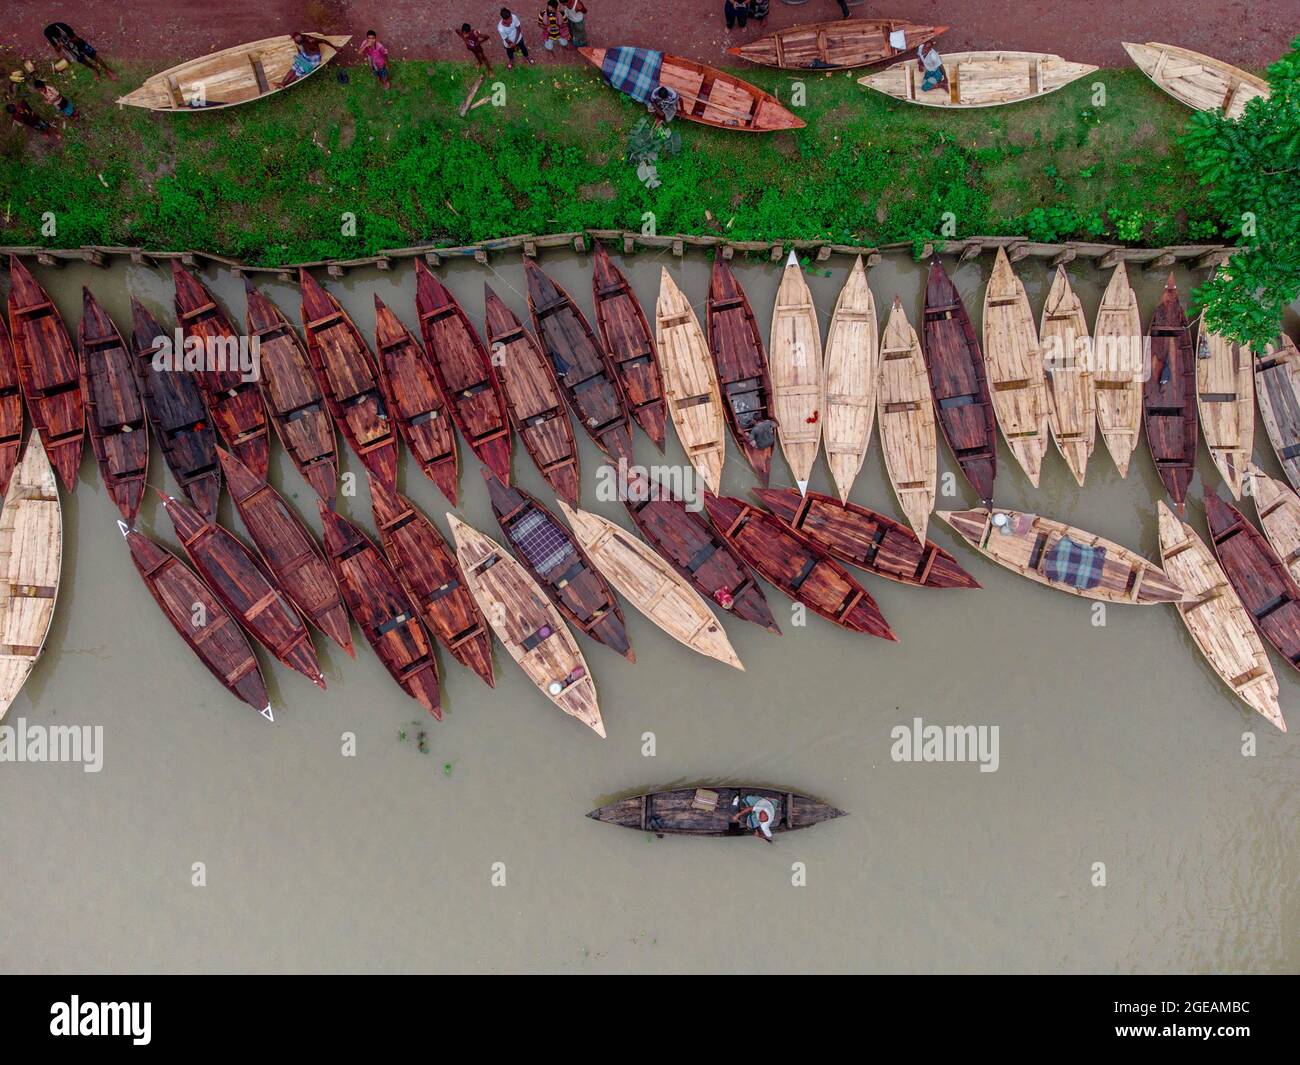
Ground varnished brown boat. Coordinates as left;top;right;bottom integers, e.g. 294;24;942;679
299;269;399;488
370;477;495;688
588;786;845;836
217;446;353;657
318;502;441;716
770;251;823;493
703;493;895;639
823;256;878;503
1255;335;1300;491
1040;267;1095;486
78;289;148;522
1144;276;1197;516
244;280;337;503
877;297;936;540
754;488;978;590
171;260;269;479
1195;318;1253;500
0;314;24;495
1092;262;1144;478
483;284;580;506
727;19;946;70
7;256;84;491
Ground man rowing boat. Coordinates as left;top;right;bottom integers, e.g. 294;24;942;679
731;795;777;843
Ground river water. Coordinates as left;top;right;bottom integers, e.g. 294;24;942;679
1;248;1296;973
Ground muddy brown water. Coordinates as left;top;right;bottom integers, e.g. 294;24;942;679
1;249;1296;974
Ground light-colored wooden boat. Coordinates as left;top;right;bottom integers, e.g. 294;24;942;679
117;34;351;111
1156;499;1284;732
877;297;935;540
447;515;603;738
1092;262;1144;477
1255;335;1300;491
822;256;878;503
981;246;1048;486
1247;464;1300;589
557;501;743;671
0;435;61;721
1123;42;1269;119
655;270;726;494
1195;322;1254;499
1040;267;1095;486
858;51;1097;108
938;507;1189;604
770;251;823;493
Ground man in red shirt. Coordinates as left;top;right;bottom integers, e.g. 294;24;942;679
358;30;391;89
457;24;495;74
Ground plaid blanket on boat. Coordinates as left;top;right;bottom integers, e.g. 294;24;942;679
1042;537;1106;590
600;47;664;105
512;508;576;574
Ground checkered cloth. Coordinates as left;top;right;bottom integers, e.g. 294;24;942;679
1042;537;1106;590
512;508;576;574
600;47;664;105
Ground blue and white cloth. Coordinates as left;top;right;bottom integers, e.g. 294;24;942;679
600;47;664;105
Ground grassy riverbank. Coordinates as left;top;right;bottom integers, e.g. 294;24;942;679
0;59;1221;266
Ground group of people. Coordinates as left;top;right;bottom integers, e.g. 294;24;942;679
457;4;590;73
5;21;111;141
726;0;864;31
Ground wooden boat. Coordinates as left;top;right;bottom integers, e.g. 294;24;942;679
171;260;269;479
369;478;495;688
656;269;727;494
1092;262;1144;477
1040;266;1095;486
859;51;1097;108
483;285;580;506
299;269;399;488
244;280;336;504
1195;320;1253;499
0;437;60;720
558;500;743;670
704;493;895;639
578;47;804;132
623;469;779;634
413;261;511;483
923;258;997;505
877;297;936;540
78;289;149;522
217;446;353;657
1123;42;1269;119
1144;276;1197;516
448;514;603;736
981;247;1048;487
117;33;351;112
483;468;633;661
1206;489;1300;677
590;242;667;451
0;314;23;496
1246;464;1300;589
7;256;84;491
727;19;946;71
524;259;634;462
823;256;878;503
1156;500;1284;731
938;507;1187;604
160;490;326;689
372;293;458;503
588;786;845;836
754;488;978;590
771;251;824;493
1255;335;1300;491
318;502;441;716
706;259;776;485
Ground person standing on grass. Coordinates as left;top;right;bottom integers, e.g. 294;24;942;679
561;2;588;47
457;24;495;73
359;30;391;89
498;8;535;69
42;22;115;80
750;0;770;26
724;1;750;31
32;79;75;119
6;101;61;141
537;2;569;53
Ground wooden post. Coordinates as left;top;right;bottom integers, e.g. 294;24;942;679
474;248;489;265
721;244;734;260
815;244;832;262
958;241;983;264
1195;248;1232;270
1098;248;1125;271
35;252;60;267
672;238;684;258
326;263;345;278
1050;246;1077;269
1007;241;1030;263
919;242;934;260
277;270;294;283
572;234;586;253
423;251;442;268
622;234;635;255
770;243;784;262
523;240;538;258
180;252;197;267
866;252;882;268
1143;251;1177;273
375;256;391;271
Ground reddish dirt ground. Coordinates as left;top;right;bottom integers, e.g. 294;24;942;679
4;0;1298;73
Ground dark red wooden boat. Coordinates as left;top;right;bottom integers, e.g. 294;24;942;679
129;298;221;518
244;279;337;504
622;468;779;634
413;260;511;483
703;493;895;639
171;259;269;480
483;467;634;660
119;522;271;720
589;786;846;836
524;258;634;462
371;294;459;503
1144;276;1198;516
590;241;667;451
752;487;979;590
160;489;326;689
217;446;354;657
317;501;441;717
922;258;996;505
298;269;399;488
6;256;84;491
370;477;495;687
0;313;24;495
707;259;777;485
483;284;580;506
77;289;148;522
1205;489;1300;674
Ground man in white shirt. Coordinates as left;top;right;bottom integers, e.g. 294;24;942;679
497;7;536;69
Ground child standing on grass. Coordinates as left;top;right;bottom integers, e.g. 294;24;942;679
498;8;535;69
537;2;569;53
359;31;391;89
457;24;495;73
32;79;75;119
6;101;61;141
561;2;588;47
